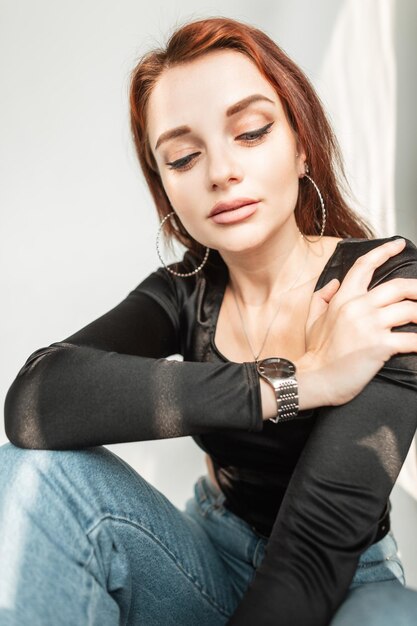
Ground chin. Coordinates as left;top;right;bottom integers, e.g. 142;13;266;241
216;233;268;255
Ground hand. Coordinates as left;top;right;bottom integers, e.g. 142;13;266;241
301;238;417;407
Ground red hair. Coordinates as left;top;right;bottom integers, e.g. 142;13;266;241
129;16;375;269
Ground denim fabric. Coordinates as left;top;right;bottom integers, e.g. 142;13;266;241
0;442;416;626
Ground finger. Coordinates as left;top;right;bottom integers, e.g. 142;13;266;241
378;300;417;329
367;278;417;308
386;330;417;356
320;278;341;303
308;279;340;321
335;238;406;304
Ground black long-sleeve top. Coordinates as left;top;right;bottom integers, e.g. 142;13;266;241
4;234;417;626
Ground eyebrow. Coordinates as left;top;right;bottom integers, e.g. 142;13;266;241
154;93;275;151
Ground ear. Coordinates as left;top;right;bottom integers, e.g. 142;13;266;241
295;141;307;178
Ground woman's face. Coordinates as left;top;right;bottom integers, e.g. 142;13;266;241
147;49;306;255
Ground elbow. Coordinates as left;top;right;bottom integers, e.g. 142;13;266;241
4;376;43;449
3;344;68;449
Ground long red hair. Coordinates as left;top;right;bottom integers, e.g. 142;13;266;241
129;16;375;270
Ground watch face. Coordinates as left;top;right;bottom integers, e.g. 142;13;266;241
257;357;296;380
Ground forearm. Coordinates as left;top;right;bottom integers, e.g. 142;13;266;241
4;342;264;449
230;374;417;625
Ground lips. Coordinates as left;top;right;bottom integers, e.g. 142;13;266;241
209;198;259;218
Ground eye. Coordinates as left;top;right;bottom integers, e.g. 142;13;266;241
237;121;274;144
166;152;200;172
166;121;274;172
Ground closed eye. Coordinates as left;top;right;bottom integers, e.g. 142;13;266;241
166;121;275;172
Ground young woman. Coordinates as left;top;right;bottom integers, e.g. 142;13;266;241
2;16;417;626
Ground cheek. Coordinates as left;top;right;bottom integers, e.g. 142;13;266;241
161;170;203;222
160;181;203;236
166;188;196;222
259;144;300;211
255;132;296;178
258;154;298;194
159;174;188;212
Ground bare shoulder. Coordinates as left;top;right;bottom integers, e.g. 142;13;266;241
307;235;344;257
304;235;344;282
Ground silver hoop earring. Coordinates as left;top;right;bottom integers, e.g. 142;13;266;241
156;211;210;278
302;171;326;239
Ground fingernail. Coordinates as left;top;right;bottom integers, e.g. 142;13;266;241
392;238;405;246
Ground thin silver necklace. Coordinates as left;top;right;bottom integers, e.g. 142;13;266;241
230;233;310;363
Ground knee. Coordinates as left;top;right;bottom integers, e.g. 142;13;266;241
1;439;136;474
0;442;150;517
332;580;417;625
0;441;58;482
0;441;109;475
0;442;118;506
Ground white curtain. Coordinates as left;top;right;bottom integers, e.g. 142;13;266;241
316;0;417;501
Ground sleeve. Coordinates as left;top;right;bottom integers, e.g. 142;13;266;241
227;236;417;626
4;266;262;450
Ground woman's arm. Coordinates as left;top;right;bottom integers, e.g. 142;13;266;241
228;238;417;626
4;266;262;449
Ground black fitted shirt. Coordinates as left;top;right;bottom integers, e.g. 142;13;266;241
4;234;417;626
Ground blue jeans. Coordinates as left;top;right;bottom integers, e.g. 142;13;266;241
0;442;417;625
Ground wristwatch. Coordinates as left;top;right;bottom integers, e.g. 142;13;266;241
256;357;299;423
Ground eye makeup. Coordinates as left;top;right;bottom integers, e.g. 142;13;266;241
166;121;275;172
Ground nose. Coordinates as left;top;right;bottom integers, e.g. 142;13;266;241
207;144;244;190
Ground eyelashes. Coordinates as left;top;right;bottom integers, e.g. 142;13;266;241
166;121;275;172
240;121;274;143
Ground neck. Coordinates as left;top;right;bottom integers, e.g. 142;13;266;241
218;222;312;307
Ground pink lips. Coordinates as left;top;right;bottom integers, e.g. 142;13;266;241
209;198;259;225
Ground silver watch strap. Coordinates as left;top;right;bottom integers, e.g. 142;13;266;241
269;379;299;423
